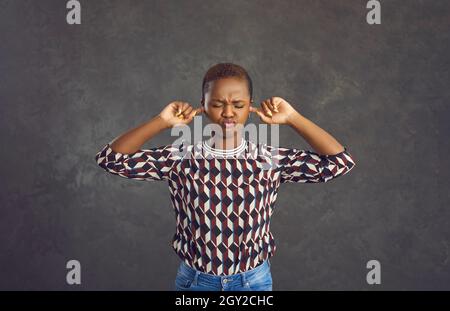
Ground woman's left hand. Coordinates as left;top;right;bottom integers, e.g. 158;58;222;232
249;97;298;125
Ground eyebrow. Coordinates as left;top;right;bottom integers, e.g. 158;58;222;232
211;99;245;103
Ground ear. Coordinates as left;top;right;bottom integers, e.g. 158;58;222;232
200;99;208;116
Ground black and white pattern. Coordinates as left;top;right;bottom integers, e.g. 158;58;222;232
95;138;356;275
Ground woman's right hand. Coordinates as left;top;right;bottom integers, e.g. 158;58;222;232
158;101;204;128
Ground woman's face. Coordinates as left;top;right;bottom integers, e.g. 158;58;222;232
202;77;252;138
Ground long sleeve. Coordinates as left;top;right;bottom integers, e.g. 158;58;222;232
94;141;184;181
271;145;356;184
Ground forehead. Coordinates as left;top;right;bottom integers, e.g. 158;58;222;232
208;78;249;98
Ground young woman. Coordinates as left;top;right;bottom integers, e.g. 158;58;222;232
95;63;356;291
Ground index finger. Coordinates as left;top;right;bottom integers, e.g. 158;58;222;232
249;106;259;113
196;107;205;115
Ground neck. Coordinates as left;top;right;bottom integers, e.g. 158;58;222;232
210;132;243;150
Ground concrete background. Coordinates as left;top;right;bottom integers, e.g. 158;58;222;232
1;0;449;290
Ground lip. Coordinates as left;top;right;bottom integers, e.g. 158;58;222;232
221;120;237;128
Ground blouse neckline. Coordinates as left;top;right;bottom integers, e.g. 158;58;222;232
202;137;246;156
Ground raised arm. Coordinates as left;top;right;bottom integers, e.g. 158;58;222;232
108;114;169;154
95;101;203;181
286;110;345;156
251;96;356;183
109;101;203;154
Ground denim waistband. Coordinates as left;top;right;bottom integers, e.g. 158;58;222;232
178;258;271;287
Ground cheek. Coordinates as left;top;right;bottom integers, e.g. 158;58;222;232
206;108;220;120
240;109;250;120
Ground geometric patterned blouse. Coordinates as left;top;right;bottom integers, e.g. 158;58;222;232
95;137;356;276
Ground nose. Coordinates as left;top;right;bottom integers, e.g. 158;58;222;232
222;104;235;118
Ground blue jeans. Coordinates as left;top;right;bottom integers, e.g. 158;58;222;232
174;259;273;291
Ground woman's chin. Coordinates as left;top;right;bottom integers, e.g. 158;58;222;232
215;129;233;139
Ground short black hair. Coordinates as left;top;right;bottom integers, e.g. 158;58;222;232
201;63;253;103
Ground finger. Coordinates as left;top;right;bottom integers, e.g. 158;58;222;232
269;98;279;112
249;105;259;114
254;108;271;124
261;102;273;117
174;102;184;116
252;108;261;118
177;105;185;113
183;106;193;117
188;107;203;119
185;107;202;120
187;109;197;119
251;107;265;119
171;102;179;115
249;106;258;113
182;102;190;112
250;106;266;119
266;100;276;113
197;107;205;115
176;104;188;119
175;104;186;117
272;100;279;112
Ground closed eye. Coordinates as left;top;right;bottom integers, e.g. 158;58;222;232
211;101;245;108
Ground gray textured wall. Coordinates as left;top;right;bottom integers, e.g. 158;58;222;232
1;0;449;290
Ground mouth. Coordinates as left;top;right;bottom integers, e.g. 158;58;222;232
221;119;237;129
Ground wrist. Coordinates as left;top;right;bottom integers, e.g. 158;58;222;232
286;111;301;126
153;114;171;130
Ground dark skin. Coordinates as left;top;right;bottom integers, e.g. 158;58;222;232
200;77;252;149
110;77;344;155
